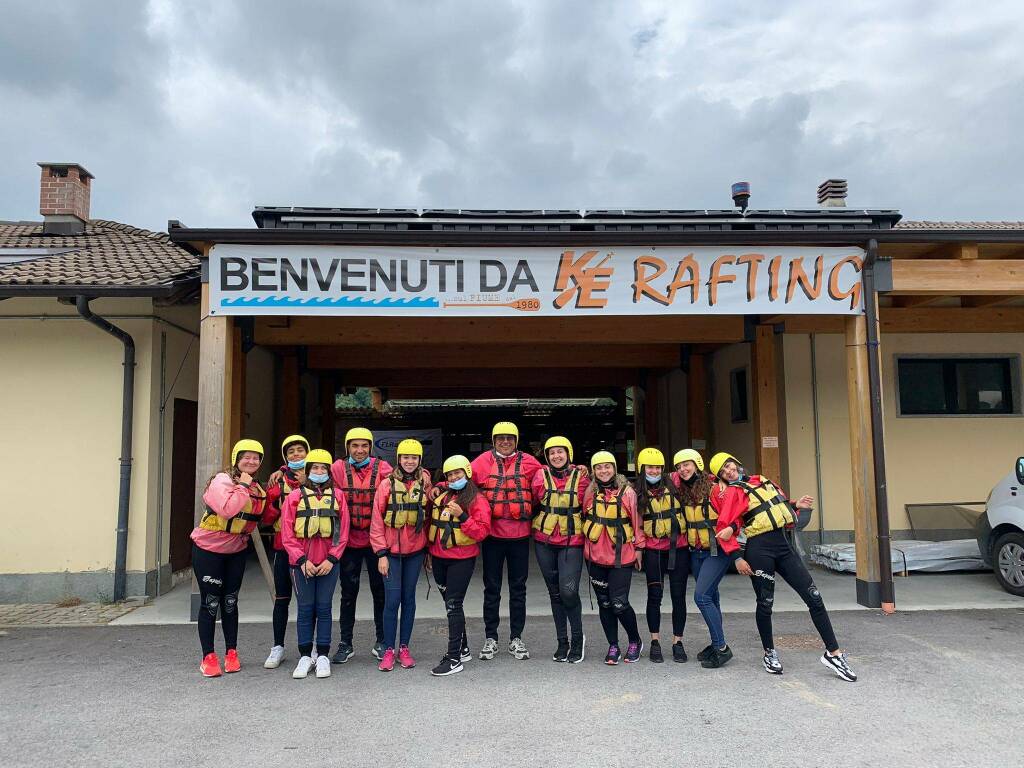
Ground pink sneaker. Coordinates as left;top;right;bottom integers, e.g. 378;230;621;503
398;645;416;669
378;648;395;672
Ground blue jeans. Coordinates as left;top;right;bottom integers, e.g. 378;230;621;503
691;549;731;648
382;550;425;650
292;562;338;655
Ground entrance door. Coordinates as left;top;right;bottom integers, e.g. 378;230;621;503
169;397;198;571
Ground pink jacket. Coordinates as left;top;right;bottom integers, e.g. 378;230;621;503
531;466;590;547
370;469;433;557
279;484;350;567
190;473;266;554
471;450;542;539
582;482;645;567
331;457;393;549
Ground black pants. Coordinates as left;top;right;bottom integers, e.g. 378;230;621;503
434;556;475;659
192;544;248;657
482;537;530;641
534;542;584;643
272;548;292;647
338;545;386;645
643;547;690;637
744;528;839;652
587;561;640;646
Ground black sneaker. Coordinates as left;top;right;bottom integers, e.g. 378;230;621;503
820;652;857;682
604;644;621;665
332;642;354;664
371;641;385;661
701;645;733;669
649;640;663;663
763;648;783;675
552;639;570;662
696;644;715;663
672;641;688;663
624;639;643;663
431;655;464;676
567;635;586;664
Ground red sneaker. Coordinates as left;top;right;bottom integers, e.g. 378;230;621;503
200;653;222;678
378;648;395;672
224;649;241;673
398;645;416;669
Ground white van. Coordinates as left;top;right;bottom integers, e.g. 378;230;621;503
976;457;1024;596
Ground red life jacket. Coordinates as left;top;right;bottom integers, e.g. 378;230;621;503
483;451;531;520
339;459;381;530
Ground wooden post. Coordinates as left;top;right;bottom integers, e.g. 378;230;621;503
686;353;708;452
277;350;300;436
751;325;781;481
845;313;882;607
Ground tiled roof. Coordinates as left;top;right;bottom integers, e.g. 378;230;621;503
894;220;1024;230
0;219;199;296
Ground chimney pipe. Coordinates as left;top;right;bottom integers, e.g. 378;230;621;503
38;162;93;235
817;178;847;208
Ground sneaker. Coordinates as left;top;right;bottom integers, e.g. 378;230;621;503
649;640;663;663
431;655;464;676
292;655;314;679
624;640;643;663
479;638;498;660
763;648;784;675
567;635;586;664
315;655;331;678
821;651;858;682
372;641;385;661
701;645;733;669
604;644;621;665
263;645;286;669
696;644;715;663
508;637;530;660
398;645;416;669
552;639;570;662
223;649;241;673
332;642;354;664
672;641;688;663
460;640;472;663
378;648;395;672
200;652;222;678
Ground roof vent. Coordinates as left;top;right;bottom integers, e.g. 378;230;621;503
817;178;847;208
731;181;750;212
38;162;93;235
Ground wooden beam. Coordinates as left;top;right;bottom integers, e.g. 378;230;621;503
385;386;621;399
336;367;639;388
888;259;1024;295
277;351;300;436
892;296;945;308
686;352;708;449
751;326;781;481
194;282;232;525
961;295;1018;309
783;307;1024;334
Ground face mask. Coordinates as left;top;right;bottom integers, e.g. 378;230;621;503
449;478;468;491
348;456;370;468
645;473;662;485
309;472;329;484
287;459;306;471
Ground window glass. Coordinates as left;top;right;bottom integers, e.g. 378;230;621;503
898;357;1014;415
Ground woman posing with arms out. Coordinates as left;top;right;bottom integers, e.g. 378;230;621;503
261;434;309;670
428;455;492;677
191;439;267;678
582;451;645;666
280;449;350;680
531;436;590;663
709;452;857;682
370;439;432;672
634;447;690;664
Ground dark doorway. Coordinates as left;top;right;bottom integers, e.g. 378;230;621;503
169;397;198;571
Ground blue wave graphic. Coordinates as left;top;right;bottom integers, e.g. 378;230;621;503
219;296;439;308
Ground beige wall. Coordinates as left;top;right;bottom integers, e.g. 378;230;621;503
709;342;755;466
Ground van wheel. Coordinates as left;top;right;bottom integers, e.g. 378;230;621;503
993;532;1024;597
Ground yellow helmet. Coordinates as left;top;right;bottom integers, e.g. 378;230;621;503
709;452;739;478
396;439;423;458
304;448;333;468
636;447;665;470
231;438;264;467
543;435;573;463
672;448;705;473
492;421;519;440
280;434;310;460
345;427;374;446
590;450;617;472
442;454;473;478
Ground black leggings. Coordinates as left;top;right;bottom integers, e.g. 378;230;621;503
744;529;839;652
192;544;248;657
433;556;476;659
272;548;291;647
642;547;690;637
534;541;584;643
587;561;640;646
338;545;386;645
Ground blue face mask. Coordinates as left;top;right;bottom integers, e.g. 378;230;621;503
287;459;306;471
309;472;330;484
449;477;468;491
645;473;662;485
348;456;370;468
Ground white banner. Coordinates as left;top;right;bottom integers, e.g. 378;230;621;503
365;428;443;469
210;244;864;316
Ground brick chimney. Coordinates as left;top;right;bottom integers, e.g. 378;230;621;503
817;178;847;208
38;162;93;235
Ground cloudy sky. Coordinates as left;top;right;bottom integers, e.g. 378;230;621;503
2;0;1023;231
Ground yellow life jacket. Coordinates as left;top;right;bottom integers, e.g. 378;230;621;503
199;481;266;535
293;486;341;543
428;490;477;550
734;478;794;539
532;468;583;538
385;474;426;532
273;476;299;533
685;497;719;555
641;488;686;540
582;487;633;566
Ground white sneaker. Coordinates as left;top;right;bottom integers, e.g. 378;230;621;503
315;655;331;679
508;637;530;660
263;645;286;669
479;638;498;660
821;651;858;682
292;656;314;679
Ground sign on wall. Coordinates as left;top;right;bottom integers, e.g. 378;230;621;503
352;428;443;469
210;244;864;316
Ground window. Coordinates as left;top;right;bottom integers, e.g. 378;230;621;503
897;357;1017;416
730;367;749;423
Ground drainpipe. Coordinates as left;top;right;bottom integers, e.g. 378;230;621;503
862;240;896;612
76;297;135;602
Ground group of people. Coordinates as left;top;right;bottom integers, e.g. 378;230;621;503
190;421;858;683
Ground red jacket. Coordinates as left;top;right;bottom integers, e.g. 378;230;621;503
330;457;393;549
263;466;303;551
471;450;542;539
582;481;645;567
531;466;590;547
370;469;433;557
707;477;746;556
190;473;267;555
280;484;350;567
428;490;492;560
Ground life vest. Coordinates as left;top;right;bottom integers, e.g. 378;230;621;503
532;468;583;540
273;474;300;532
734;477;795;539
685;497;719;556
199;481;266;535
641;486;686;568
385;474;426;532
582;487;633;566
293;486;341;543
428;490;477;550
485;451;531;520
339;459;381;531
